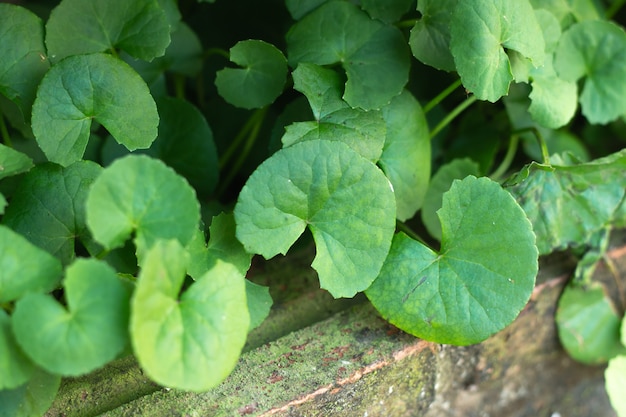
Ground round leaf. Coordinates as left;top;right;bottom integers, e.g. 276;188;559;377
2;161;103;266
554;20;626;124
450;0;545;102
31;53;159;166
12;259;131;376
234;140;396;298
45;0;170;62
0;368;60;417
0;310;34;390
0;4;49;121
286;1;410;110
131;239;249;391
378;90;431;221
409;0;458;71
556;282;626;364
215;40;287;109
85;155;200;262
367;176;538;345
0;225;62;303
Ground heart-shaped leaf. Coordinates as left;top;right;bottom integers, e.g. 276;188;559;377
0;4;49;122
378;90;431;221
31;53;159;166
286;1;410;110
283;63;386;162
450;0;545;102
12;259;131;376
409;0;458;71
2;161;103;266
45;0;170;62
0;225;62;303
367;176;538;345
215;40;287;109
85;155;200;262
0;310;35;390
131;239;249;391
554;20;626;124
235;140;396;298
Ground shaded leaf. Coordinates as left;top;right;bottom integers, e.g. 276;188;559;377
0;368;60;417
286;1;410;110
367;176;538;345
0;310;34;390
409;0;458;71
85;155;200;262
215;40;287;109
234;140;396;298
12;259;131;376
0;144;33;180
245;280;273;331
31;53;158;166
131;239;249;391
45;0;170;62
360;0;413;23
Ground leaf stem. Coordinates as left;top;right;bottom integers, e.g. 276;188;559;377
512;127;550;165
423;78;463;114
173;74;186;100
396;18;418;29
0;112;12;148
396;220;429;247
490;134;519;181
203;47;230;61
429;95;477;140
606;0;625;18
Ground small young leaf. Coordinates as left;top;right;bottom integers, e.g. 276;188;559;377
367;176;538;345
0;144;33;180
0;368;61;417
606;355;626;417
0;310;34;390
31;53;158;166
45;0;170;62
528;60;578;129
556;282;626;364
0;4;49;122
246;280;273;331
0;225;62;303
283;64;386;162
378;90;431;221
554;20;626;124
215;40;287;109
12;259;131;376
420;159;481;241
286;1;410;110
450;0;545;102
85;155;200;262
2;161;103;266
234;140;396;298
131;239;249;391
409;0;458;71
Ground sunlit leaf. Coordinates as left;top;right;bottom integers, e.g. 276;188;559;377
0;310;34;390
606;355;626;417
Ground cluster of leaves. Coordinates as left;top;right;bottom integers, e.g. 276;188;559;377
0;0;625;415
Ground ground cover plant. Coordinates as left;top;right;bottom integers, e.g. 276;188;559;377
1;0;626;415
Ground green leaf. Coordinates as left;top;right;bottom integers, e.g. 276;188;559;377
283;64;386;162
85;155;200;263
0;310;34;390
131;239;249;391
556;282;626;364
285;0;327;20
378;90;431;221
505;150;626;255
0;4;49;122
102;96;219;197
234;140;396;298
606;355;626;417
0;368;60;417
367;176;538;345
421;159;481;241
31;53;159;166
245;280;273;331
215;40;287;109
0;144;33;180
12;258;131;376
360;0;413;23
554;20;626;124
450;0;545;102
0;225;62;303
409;0;458;71
528;60;578;129
0;194;5;215
2;161;103;266
45;0;170;62
286;1;410;110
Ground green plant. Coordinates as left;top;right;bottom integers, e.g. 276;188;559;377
0;0;625;415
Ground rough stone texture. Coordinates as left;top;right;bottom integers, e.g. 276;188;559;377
46;244;626;417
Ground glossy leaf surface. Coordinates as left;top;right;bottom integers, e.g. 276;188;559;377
235;140;396;298
367;176;538;345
